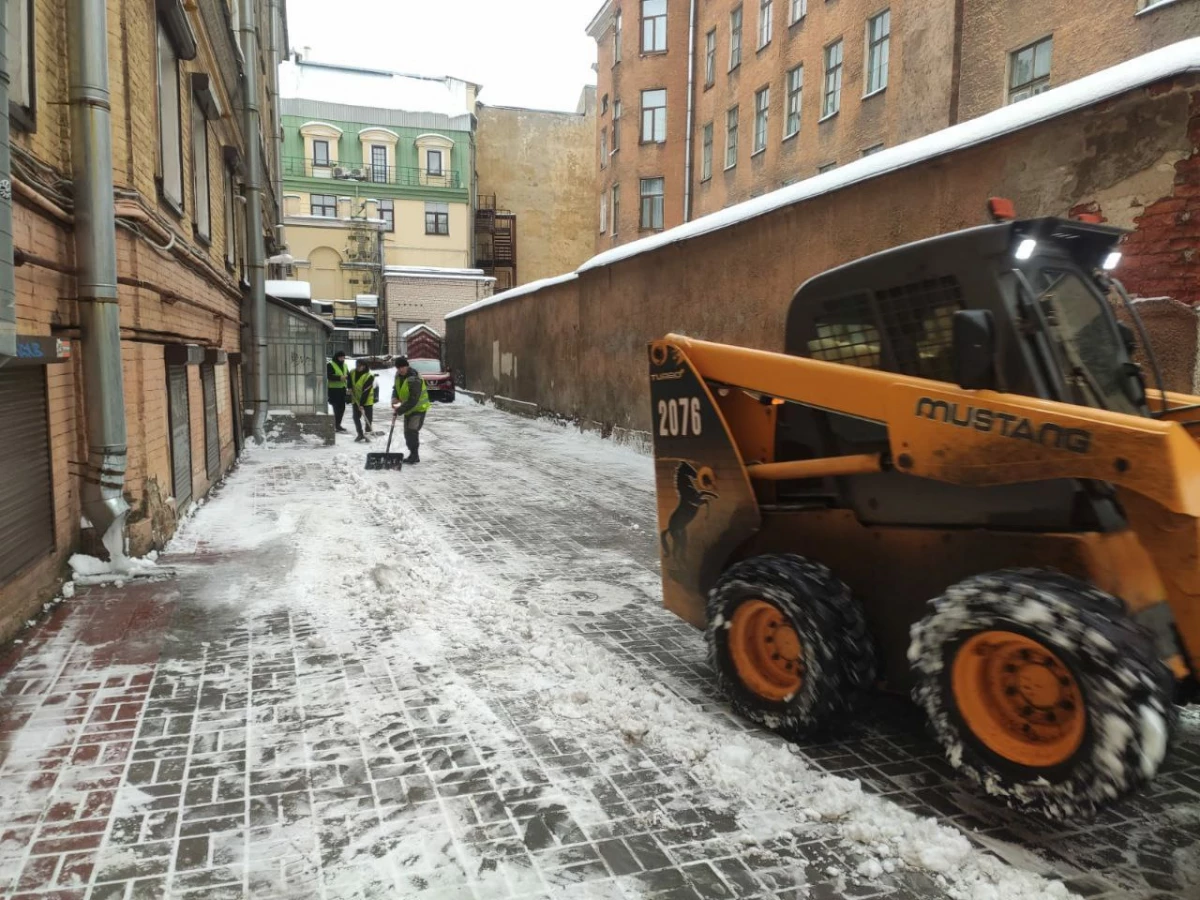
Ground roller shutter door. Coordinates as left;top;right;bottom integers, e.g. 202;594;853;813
0;368;55;583
167;364;193;510
201;364;219;478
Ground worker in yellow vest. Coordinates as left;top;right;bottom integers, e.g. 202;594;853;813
327;351;350;434
350;360;377;443
391;356;432;463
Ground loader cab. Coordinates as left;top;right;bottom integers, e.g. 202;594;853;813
778;217;1140;532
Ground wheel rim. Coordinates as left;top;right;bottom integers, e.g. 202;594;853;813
951;631;1086;768
728;599;803;701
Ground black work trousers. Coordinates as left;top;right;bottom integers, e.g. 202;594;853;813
328;388;347;429
404;412;425;457
353;404;374;438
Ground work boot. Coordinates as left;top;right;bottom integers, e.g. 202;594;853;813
336;426;349;434
355;435;366;443
405;454;420;464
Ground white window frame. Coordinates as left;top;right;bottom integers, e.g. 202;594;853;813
758;0;773;49
705;29;716;87
600;193;608;233
790;0;807;24
817;161;837;174
223;165;237;268
725;105;739;170
614;9;622;64
7;0;35;127
821;40;843;120
157;21;184;210
425;201;450;235
641;89;667;143
1008;35;1053;104
611;183;620;236
861;143;885;157
639;177;664;232
701;122;713;181
753;87;769;154
612;99;622;152
190;93;211;241
730;6;743;70
865;10;890;97
641;0;667;53
600;128;608;168
784;65;803;139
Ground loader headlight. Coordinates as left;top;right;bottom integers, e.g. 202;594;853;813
1015;239;1037;261
1102;252;1121;271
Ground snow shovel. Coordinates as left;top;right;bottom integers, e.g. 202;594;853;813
365;412;404;470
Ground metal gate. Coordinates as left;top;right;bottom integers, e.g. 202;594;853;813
167;365;193;510
201;364;219;478
0;368;55;583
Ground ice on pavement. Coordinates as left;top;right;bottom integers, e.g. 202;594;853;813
161;400;1069;900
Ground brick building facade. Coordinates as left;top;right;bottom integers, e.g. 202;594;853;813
383;267;495;349
0;0;286;641
587;0;1200;249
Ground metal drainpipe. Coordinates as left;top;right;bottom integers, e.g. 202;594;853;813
240;0;268;442
67;0;129;547
0;3;17;360
683;0;698;222
268;0;284;243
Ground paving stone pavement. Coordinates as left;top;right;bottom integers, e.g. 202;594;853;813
0;400;1197;900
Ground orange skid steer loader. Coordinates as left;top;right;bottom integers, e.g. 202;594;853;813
649;210;1199;820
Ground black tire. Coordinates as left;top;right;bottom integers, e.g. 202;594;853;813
909;569;1175;820
707;554;876;738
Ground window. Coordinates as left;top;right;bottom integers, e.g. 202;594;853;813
312;139;330;167
379;199;394;232
191;94;210;241
157;22;184;209
641;89;667;143
759;0;773;49
426;149;443;176
370;145;388;182
790;0;806;23
425;201;449;235
866;10;890;96
725;106;739;169
862;143;884;157
223;166;237;268
822;40;843;119
614;8;622;63
601;94;609;115
611;184;620;235
753;87;769;153
701;123;713;181
642;0;667;52
612;100;622;151
817;161;837;173
311;194;337;217
785;65;803;138
7;0;35;128
600;194;608;233
705;29;716;87
600;128;608;167
639;177;664;231
730;6;743;69
1009;36;1053;103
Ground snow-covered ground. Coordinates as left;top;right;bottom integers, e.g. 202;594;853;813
3;398;1197;898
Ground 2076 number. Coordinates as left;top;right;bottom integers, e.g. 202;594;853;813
658;397;702;437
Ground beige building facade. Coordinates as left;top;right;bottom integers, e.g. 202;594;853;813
587;0;1200;249
1;0;286;640
475;95;599;289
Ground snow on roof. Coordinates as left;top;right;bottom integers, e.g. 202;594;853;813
575;37;1200;275
279;60;474;119
266;279;311;301
445;273;579;320
354;295;379;308
403;324;442;338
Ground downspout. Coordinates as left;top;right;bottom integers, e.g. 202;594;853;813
0;2;16;360
682;0;698;222
240;0;268;442
268;0;284;243
67;0;129;545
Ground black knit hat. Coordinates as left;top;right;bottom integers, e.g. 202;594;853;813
395;356;409;367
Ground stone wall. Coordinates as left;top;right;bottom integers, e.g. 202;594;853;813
447;76;1200;438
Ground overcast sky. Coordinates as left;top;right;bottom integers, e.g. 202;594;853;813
284;0;602;112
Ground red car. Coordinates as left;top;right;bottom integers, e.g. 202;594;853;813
409;358;455;402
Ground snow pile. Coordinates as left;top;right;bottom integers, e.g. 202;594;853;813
68;516;162;585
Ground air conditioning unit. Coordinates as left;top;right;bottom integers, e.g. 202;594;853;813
332;166;348;179
349;168;365;180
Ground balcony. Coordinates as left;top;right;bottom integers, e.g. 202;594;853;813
283;156;462;189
